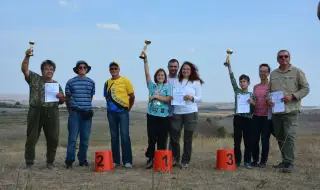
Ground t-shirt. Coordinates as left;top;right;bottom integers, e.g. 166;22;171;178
104;76;134;112
147;81;172;117
253;83;269;116
65;76;95;111
25;71;64;108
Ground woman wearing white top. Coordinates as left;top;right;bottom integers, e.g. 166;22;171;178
170;61;204;169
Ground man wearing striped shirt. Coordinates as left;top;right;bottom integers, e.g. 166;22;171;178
65;60;95;168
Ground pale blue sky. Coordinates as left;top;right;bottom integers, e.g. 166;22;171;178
1;0;319;106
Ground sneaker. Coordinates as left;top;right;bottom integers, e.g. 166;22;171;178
145;159;153;169
272;162;286;169
251;162;258;167
173;160;182;168
113;163;120;168
236;163;241;168
244;163;252;169
124;163;132;168
79;160;89;167
282;164;294;173
258;162;267;168
182;163;188;169
47;163;57;170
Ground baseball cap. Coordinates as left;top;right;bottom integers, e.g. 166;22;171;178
109;61;120;68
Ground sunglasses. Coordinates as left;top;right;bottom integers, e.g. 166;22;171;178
110;68;118;71
78;66;87;70
278;55;289;59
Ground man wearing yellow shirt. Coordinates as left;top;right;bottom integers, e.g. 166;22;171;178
104;61;135;168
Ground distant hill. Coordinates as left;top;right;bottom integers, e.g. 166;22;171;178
0;93;317;111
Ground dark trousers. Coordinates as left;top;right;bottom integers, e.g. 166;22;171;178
233;115;252;164
251;115;272;164
25;107;60;165
170;112;198;164
145;114;169;159
107;110;132;165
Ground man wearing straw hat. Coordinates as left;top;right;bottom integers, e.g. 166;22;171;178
266;50;309;173
65;60;95;169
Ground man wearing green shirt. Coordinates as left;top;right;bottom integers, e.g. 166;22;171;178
267;50;310;173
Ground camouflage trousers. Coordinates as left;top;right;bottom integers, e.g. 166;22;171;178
272;111;299;164
25;107;60;165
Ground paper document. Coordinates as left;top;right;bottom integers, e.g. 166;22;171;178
270;91;285;113
45;83;59;102
171;85;185;106
236;94;250;114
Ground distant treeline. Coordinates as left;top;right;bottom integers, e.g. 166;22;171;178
0;102;24;108
198;106;233;111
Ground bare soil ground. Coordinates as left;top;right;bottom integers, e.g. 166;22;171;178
1;108;320;189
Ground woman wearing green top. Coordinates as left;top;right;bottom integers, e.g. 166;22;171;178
141;51;173;169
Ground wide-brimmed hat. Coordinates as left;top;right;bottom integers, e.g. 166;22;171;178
73;60;91;74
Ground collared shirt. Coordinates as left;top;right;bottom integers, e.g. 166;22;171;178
65;76;95;110
173;79;202;114
229;72;255;118
25;71;64;108
167;76;179;116
269;65;310;114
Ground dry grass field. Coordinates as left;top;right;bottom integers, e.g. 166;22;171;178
1;108;320;189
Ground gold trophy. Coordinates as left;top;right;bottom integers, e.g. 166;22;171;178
139;40;151;59
224;49;233;67
28;41;35;56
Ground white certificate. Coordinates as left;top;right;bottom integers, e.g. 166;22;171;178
270;91;285;113
236;94;250;114
171;85;185;106
45;83;59;102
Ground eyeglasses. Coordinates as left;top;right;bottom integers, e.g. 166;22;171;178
278;55;289;59
79;66;87;70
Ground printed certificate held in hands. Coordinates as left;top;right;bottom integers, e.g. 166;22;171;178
236;94;250;114
270;91;285;113
171;85;185;106
45;83;59;102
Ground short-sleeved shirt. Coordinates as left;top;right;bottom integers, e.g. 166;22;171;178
104;76;134;112
147;81;172;117
65;76;95;111
25;71;64;108
229;72;255;118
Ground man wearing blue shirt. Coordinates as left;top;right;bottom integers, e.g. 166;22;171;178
65;61;95;168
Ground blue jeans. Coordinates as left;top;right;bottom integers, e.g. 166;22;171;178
66;110;92;163
107;110;132;165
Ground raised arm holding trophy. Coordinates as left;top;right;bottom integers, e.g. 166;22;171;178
28;41;35;56
139;40;151;60
224;49;233;67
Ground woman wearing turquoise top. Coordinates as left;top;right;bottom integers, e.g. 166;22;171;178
141;51;173;169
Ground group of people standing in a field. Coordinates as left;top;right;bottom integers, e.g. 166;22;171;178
20;47;309;173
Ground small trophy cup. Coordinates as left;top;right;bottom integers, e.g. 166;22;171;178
139;40;151;59
28;41;35;56
224;49;233;67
